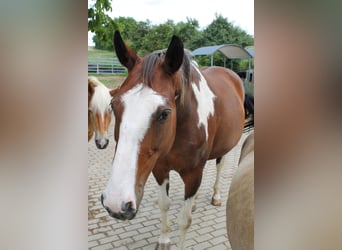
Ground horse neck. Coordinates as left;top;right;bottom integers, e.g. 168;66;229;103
176;62;201;112
175;75;198;123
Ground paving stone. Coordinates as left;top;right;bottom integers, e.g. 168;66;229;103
88;233;106;242
127;239;149;249
194;232;213;243
192;241;212;250
197;226;214;235
137;224;157;234
98;235;119;244
210;235;229;245
210;243;231;250
88;240;98;248
90;243;113;250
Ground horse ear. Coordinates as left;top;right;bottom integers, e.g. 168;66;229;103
88;78;95;97
113;30;138;71
162;35;184;75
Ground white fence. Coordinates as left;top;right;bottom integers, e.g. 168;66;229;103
88;57;126;75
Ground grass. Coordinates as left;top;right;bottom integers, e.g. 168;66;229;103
88;47;125;75
88;46;114;58
88;75;126;89
88;47;127;81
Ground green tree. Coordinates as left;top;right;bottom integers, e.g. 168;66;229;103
114;17;151;54
174;18;201;50
195;14;254;69
89;12;254;70
140;20;176;54
88;0;118;50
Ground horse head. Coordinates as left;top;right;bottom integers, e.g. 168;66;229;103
101;31;184;220
88;77;112;149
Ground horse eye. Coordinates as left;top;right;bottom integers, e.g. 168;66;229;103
157;109;171;122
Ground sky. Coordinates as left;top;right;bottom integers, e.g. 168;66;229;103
88;0;254;46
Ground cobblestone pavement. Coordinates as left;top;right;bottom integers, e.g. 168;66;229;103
89;120;250;249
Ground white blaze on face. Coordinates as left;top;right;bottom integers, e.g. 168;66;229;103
91;81;112;119
191;67;216;140
90;82;112;143
103;83;166;213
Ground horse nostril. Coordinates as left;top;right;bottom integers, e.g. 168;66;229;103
121;201;134;212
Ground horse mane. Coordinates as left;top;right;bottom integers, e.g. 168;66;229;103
141;49;199;106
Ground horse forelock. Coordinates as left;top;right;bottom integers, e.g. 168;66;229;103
141;52;164;87
91;81;111;116
141;50;199;106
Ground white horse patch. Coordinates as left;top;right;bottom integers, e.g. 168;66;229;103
191;68;216;140
103;83;166;213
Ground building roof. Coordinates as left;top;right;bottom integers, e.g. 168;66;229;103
192;44;253;59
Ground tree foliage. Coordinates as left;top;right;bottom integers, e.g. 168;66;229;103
88;0;112;32
89;5;254;70
113;18;202;56
114;17;150;53
88;0;118;50
195;14;254;68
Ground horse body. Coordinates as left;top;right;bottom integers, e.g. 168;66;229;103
88;76;113;149
154;66;245;188
204;66;245;159
101;31;251;249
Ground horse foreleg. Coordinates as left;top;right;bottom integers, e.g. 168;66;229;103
155;179;171;250
178;196;194;250
178;169;203;249
191;191;199;212
211;155;226;206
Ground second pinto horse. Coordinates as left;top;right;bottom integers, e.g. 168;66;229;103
88;76;113;149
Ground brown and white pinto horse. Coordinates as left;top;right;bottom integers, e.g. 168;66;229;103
88;76;113;149
101;31;251;249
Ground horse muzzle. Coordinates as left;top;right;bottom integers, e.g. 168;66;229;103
95;138;109;149
101;194;137;220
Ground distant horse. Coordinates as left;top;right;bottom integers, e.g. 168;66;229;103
243;93;254;129
101;31;254;249
88;76;113;149
227;132;254;250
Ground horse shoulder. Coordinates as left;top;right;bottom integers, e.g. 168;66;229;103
202;67;244;100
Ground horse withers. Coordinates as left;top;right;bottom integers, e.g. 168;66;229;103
101;30;253;249
88;76;113;149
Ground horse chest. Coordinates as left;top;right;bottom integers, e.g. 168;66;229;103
166;130;210;170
